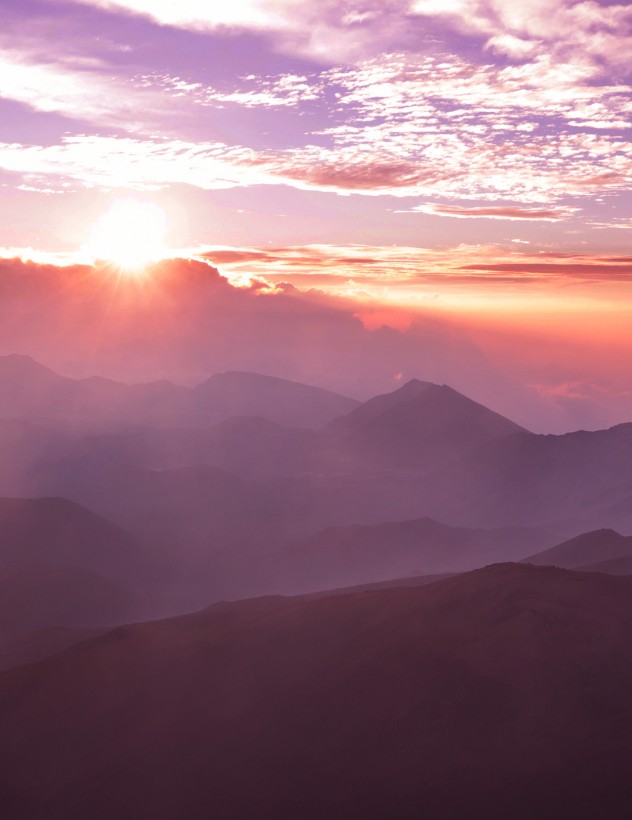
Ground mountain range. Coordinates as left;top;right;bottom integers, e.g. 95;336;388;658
0;354;359;430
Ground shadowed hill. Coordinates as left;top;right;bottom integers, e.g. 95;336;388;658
0;624;104;673
423;422;632;530
0;565;141;628
523;528;632;568
0;497;146;583
26;461;292;551
274;517;551;593
64;416;319;476
2;564;632;819
578;554;632;575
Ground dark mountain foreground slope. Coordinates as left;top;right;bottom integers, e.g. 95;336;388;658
0;624;104;673
2;564;632;819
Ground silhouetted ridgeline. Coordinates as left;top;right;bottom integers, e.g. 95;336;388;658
2;565;632;819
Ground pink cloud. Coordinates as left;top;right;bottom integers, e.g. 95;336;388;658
416;204;576;220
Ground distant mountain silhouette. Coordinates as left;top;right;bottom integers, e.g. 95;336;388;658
66;416;319;476
327;377;436;431
578;554;632;575
0;355;358;430
422;422;632;531
193;371;359;428
0;418;70;495
523;528;632;568
27;461;289;553
2;564;632;819
327;379;525;469
276;517;551;593
0;354;190;427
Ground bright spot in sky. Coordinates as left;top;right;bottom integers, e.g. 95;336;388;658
86;200;168;272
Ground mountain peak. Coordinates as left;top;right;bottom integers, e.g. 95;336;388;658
328;378;524;468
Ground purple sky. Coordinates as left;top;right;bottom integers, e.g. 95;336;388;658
0;0;629;259
0;1;631;432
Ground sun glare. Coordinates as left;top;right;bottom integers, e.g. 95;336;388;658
86;200;168;273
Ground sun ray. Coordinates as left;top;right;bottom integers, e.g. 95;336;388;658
85;200;168;274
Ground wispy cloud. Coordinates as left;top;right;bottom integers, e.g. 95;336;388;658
61;0;416;61
197;243;632;297
415;204;578;220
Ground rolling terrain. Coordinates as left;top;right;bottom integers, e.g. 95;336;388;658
2;564;632;819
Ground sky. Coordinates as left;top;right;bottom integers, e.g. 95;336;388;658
0;0;631;431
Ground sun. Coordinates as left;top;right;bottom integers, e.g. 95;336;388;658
86;200;168;273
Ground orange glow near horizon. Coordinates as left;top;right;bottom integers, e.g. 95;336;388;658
84;200;169;274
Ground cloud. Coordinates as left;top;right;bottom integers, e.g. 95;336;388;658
143;72;322;109
462;261;632;278
0;254;518;410
3;252;632;433
0;136;270;192
1;21;630;205
410;0;632;70
193;244;632;302
414;204;577;220
0;47;168;130
61;0;632;72
60;0;416;61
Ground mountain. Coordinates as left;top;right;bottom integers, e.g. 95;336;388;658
2;564;632;819
275;517;553;594
0;418;70;495
66;416;319;477
523;528;632;569
578;555;632;576
0;565;141;628
327;377;436;431
0;624;104;673
27;462;292;554
0;355;358;430
0;497;148;585
0;354;190;428
327;379;525;470
193;371;359;428
422;422;632;530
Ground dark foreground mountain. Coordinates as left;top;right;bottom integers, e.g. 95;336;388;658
2;564;632;819
0;623;104;673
